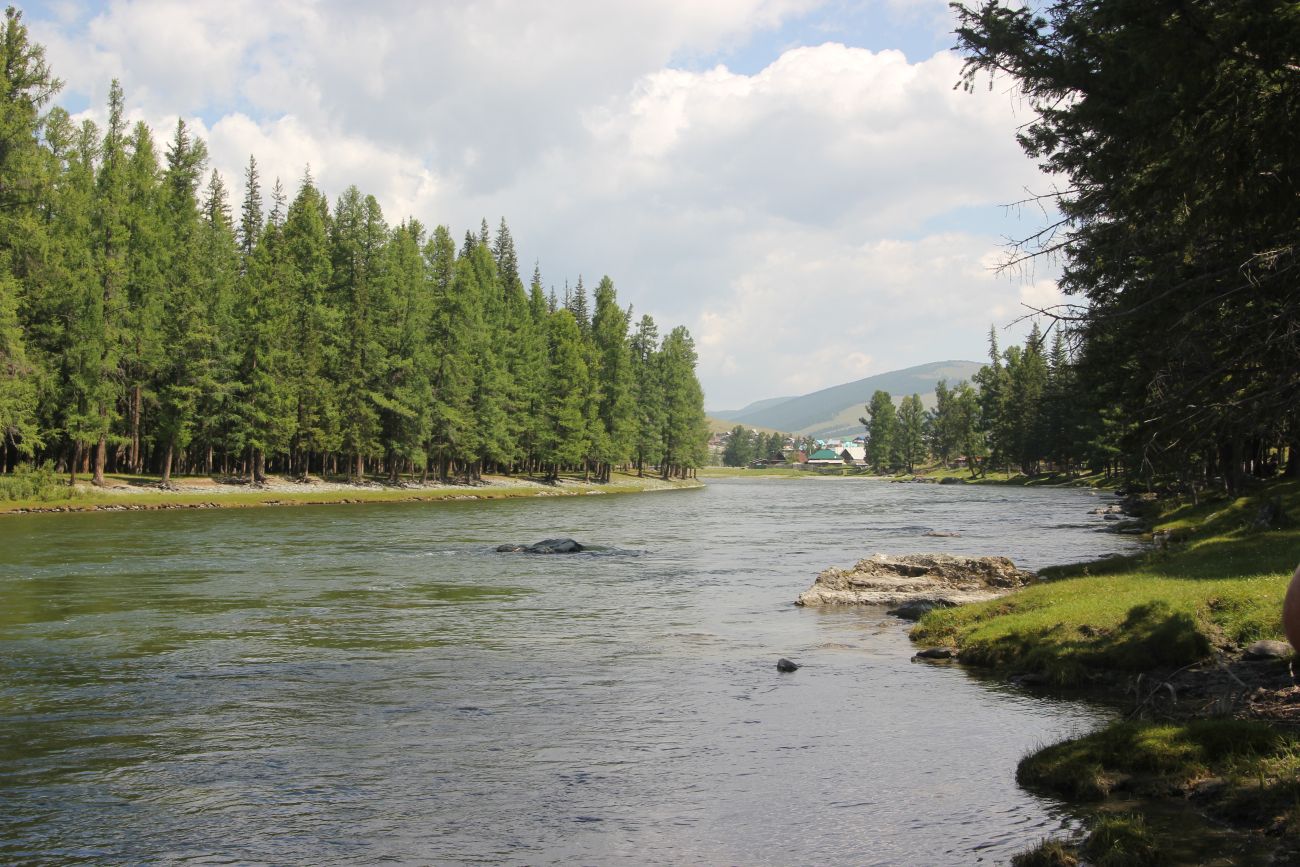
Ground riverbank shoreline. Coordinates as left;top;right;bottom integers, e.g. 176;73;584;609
0;471;703;516
906;477;1300;863
698;463;1119;490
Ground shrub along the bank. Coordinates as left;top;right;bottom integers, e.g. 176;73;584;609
0;463;71;502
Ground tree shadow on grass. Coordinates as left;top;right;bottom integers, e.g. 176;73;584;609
962;600;1211;684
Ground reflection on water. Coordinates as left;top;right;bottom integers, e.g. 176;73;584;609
1;478;1140;865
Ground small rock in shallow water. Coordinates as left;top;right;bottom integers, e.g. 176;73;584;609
888;599;956;621
496;538;585;554
776;658;800;673
913;647;955;660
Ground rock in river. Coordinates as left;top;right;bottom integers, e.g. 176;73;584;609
887;599;957;621
1243;639;1293;660
776;658;801;672
795;553;1035;608
496;538;585;554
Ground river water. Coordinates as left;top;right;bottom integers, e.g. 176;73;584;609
0;477;1139;865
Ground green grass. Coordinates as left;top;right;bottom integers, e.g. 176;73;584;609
697;466;805;478
1019;719;1289;799
1080;813;1162;867
910;479;1300;684
1019;719;1300;837
897;462;1116;488
1010;838;1080;867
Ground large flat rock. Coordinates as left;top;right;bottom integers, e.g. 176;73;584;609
795;553;1035;607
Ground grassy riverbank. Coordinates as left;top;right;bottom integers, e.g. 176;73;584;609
895;463;1116;488
909;478;1300;863
698;462;1118;487
697;466;807;479
0;468;702;515
911;479;1298;683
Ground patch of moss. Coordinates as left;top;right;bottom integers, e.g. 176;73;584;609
1010;837;1080;867
1020;718;1300;840
1081;813;1162;866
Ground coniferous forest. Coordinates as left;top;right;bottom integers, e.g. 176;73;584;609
950;0;1300;496
847;1;1300;493
0;9;709;487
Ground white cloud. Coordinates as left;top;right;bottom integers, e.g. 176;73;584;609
693;230;1046;405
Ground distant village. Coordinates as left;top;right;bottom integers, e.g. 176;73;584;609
709;428;872;469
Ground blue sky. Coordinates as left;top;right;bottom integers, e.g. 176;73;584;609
23;0;1059;410
697;0;956;72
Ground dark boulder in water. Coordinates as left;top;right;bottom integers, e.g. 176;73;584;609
496;538;585;554
888;598;957;621
776;658;800;673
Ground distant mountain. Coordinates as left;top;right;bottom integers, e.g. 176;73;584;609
710;395;797;421
708;360;985;439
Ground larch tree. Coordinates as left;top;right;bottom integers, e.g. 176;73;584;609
424;225;474;480
895;394;926;472
540;309;590;480
0;7;58;469
282;171;337;476
629;313;662;476
154;119;212;486
236;162;294;483
863;390;897;473
589;276;635;481
656;325;707;479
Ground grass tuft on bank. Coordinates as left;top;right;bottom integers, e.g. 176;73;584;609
1018;719;1300;847
909;479;1300;685
1010;837;1080;866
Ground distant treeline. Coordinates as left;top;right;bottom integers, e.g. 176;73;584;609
718;320;1113;478
0;10;708;485
861;323;1116;478
719;428;794;467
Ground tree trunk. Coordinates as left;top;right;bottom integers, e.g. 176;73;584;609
253;448;266;485
1221;438;1242;496
92;434;107;486
130;385;142;473
161;443;174;486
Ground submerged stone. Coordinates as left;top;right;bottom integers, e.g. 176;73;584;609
496;538;585;554
776;658;800;673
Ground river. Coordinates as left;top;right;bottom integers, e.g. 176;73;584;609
0;477;1139;865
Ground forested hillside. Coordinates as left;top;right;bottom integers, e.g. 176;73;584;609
710;360;984;438
0;9;708;486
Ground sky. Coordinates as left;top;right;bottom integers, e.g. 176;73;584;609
24;0;1062;412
